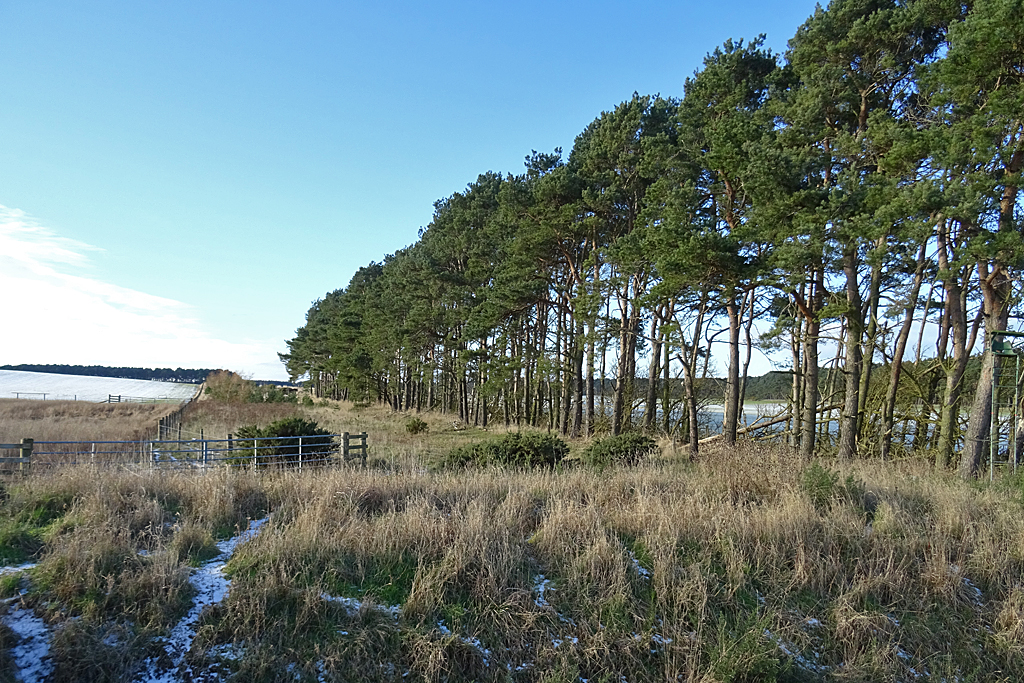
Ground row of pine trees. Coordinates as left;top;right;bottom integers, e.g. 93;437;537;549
282;0;1023;477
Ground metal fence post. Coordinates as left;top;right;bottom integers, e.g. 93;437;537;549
298;436;303;470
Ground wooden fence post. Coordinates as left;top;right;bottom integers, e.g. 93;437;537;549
20;439;32;476
360;432;367;467
343;432;350;461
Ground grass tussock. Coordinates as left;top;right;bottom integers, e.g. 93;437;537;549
1;406;1023;681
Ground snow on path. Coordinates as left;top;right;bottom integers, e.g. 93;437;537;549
2;599;54;683
1;563;52;683
0;563;37;576
136;516;270;683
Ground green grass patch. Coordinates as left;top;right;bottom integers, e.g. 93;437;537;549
0;491;76;564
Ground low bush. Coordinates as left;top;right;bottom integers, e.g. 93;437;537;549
405;417;429;435
205;370;296;404
439;432;568;469
580;432;659;468
800;461;867;512
235;417;336;468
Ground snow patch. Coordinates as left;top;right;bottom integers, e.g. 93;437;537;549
321;593;400;620
764;629;829;675
2;603;54;683
533;575;553;608
627;550;651;580
0;562;37;576
134;515;270;683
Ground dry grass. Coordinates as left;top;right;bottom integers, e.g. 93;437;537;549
0;399;178;443
2;403;1024;681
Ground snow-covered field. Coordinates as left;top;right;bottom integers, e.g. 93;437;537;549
0;370;199;403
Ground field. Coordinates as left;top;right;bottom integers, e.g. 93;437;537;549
0;399;182;444
0;398;1023;682
0;370;199;404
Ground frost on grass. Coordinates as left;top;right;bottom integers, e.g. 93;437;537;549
321;593;401;620
627;549;651;580
2;602;54;683
135;516;270;683
533;574;553;608
763;628;830;675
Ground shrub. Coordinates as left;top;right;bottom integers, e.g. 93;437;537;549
405;417;429;435
800;461;866;512
581;432;659;468
204;370;296;404
439;432;568;470
248;383;297;404
204;370;252;403
235;417;336;469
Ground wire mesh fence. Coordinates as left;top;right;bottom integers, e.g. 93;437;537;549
11;433;368;472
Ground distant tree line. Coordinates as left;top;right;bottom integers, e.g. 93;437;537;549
2;364;215;384
282;0;1022;476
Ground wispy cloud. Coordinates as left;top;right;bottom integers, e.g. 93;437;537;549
0;204;282;377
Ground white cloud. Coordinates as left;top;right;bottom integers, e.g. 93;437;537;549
0;204;285;378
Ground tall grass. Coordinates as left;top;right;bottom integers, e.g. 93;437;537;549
0;436;1022;681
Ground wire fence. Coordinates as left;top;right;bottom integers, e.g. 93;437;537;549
6;432;368;472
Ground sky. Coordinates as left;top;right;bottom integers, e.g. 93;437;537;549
0;0;822;381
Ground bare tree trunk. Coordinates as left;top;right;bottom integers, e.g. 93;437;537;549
612;280;629;435
643;309;662;432
572;315;584;438
679;354;699;457
961;261;1012;478
881;242;928;461
796;269;823;461
790;313;804;449
738;288;756;417
723;292;742;446
838;248;863;461
858;235;885;439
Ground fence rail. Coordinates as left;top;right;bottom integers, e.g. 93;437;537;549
0;439;33;475
2;433;369;471
104;394;184;404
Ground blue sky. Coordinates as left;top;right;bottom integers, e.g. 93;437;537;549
0;1;821;380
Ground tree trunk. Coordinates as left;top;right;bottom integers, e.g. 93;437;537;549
643;310;662;432
838;248;863;461
960;261;1012;478
722;293;742;446
881;243;927;461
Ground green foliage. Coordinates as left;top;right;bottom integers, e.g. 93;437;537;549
248;384;297;404
581;432;659;468
438;432;568;470
235;417;336;468
800;462;841;511
405;417;429;435
800;461;867;513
